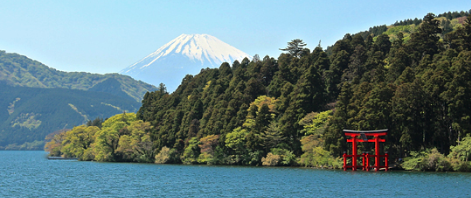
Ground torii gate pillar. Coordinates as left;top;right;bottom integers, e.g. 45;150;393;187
342;129;388;171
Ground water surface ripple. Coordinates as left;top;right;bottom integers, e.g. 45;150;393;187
1;151;470;197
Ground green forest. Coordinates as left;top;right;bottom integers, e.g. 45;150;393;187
46;11;471;171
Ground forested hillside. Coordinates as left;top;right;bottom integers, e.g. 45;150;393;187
47;11;471;171
0;82;140;149
0;51;157;102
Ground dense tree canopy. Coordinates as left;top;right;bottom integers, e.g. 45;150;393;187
46;12;471;171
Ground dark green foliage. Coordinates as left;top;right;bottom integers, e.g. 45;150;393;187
351;34;365;47
323;12;471;162
369;25;389;37
437;10;470;20
356;25;389;40
388;48;411;82
393;18;422;26
408;13;442;62
87;117;104;128
375;34;391;55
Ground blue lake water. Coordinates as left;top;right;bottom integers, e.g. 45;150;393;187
1;151;471;197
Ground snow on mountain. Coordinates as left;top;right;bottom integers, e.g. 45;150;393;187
120;34;252;92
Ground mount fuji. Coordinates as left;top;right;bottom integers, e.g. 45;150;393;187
120;34;252;92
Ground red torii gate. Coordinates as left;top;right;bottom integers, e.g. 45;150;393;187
343;129;388;171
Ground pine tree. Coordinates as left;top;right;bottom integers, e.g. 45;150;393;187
280;39;307;58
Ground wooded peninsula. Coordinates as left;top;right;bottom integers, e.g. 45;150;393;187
46;11;471;171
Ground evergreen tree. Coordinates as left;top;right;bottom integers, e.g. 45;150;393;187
375;34;391;55
408;13;442;62
280;39;307;58
388;47;411;82
351;34;365;48
324;83;352;155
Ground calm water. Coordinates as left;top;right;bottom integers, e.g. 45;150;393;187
1;151;471;197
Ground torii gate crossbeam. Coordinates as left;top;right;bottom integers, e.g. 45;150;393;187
343;129;388;171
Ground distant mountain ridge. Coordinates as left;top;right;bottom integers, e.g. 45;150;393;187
120;34;252;91
0;50;155;149
0;50;157;102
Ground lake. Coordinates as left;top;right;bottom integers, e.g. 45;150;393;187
1;151;470;197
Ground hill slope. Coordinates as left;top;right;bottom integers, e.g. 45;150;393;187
0;50;157;102
0;82;141;149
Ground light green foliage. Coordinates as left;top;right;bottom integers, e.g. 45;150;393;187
250;95;277;113
46;112;154;162
401;143;471;172
93;127;118;161
298;134;341;168
94;113;138;162
449;134;471;163
373;24;418;44
181;137;200;164
298;146;341;168
116;120;154;162
300;110;332;136
384;25;417;35
203;80;211;92
272;148;296;165
403;148;451;171
242;118;256;128
450;18;464;30
402;150;428;171
61;125;99;159
225;127;249;154
197;152;213;164
102;112;137;128
225;127;251;164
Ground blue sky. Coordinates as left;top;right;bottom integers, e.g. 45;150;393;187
0;0;470;74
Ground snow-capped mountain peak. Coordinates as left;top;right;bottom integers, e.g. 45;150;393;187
120;34;252;76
